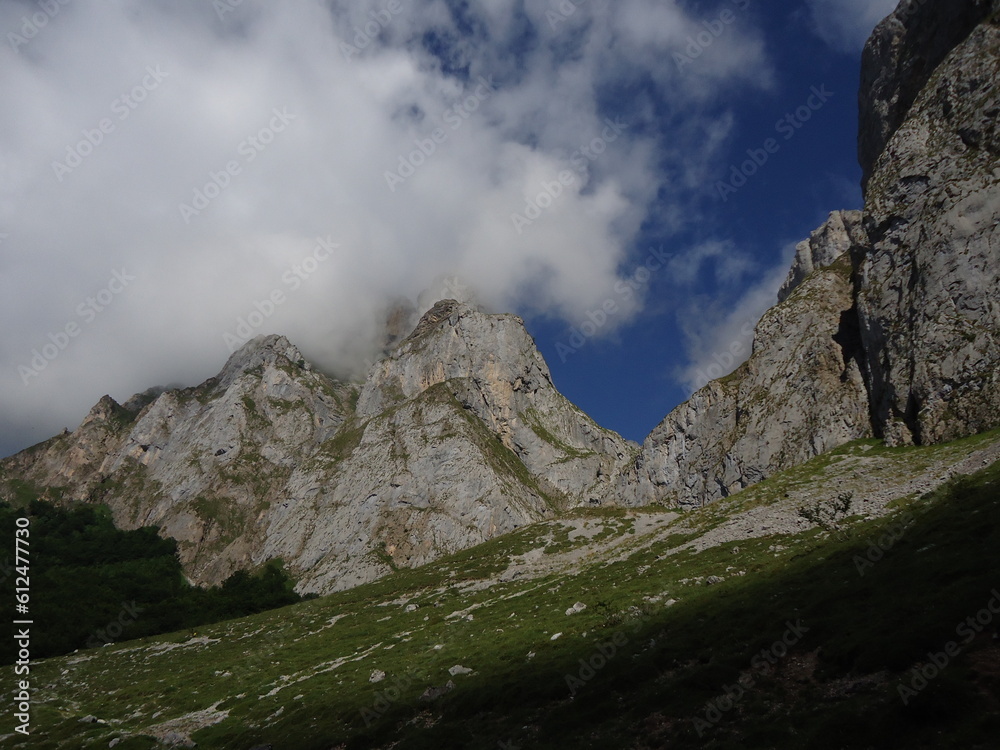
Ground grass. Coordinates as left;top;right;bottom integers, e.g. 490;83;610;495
315;418;366;465
421;381;567;513
17;441;1000;749
524;408;593;460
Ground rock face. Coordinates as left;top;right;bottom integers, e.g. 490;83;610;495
857;0;998;191
616;235;872;508
857;1;1000;445
618;0;1000;506
358;300;633;502
0;303;631;594
3;336;360;589
777;211;865;303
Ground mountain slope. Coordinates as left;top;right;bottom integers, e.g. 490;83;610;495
14;428;1000;750
615;212;873;508
357;299;633;503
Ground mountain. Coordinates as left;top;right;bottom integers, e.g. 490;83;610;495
617;0;1000;506
4;0;1000;747
17;426;1000;749
856;0;1000;445
615;210;873;508
1;301;632;595
3;0;998;595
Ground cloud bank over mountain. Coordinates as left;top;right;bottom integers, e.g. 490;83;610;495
0;0;778;455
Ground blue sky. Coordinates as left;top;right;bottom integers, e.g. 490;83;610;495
0;0;897;456
532;0;894;442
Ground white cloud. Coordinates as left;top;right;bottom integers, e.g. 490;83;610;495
673;241;796;396
805;0;898;53
0;0;772;455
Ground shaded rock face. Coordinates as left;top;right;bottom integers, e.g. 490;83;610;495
1;308;631;594
381;298;418;353
616;252;872;508
858;0;998;191
857;3;1000;445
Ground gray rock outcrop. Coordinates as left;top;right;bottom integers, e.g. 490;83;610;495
358;300;633;502
778;210;865;303
616;0;1000;505
616;241;872;508
857;1;1000;444
858;0;998;191
1;304;631;594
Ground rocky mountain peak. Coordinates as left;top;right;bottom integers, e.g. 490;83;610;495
403;298;465;343
357;300;550;419
1;287;633;593
79;394;127;428
777;210;865;303
216;334;308;389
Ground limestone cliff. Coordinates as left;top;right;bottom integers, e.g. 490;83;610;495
777;210;865;303
616;0;1000;506
615;213;872;508
857;1;1000;445
0;305;630;594
358;300;633;502
858;0;998;191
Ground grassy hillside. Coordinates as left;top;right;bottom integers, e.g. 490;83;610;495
9;434;1000;749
